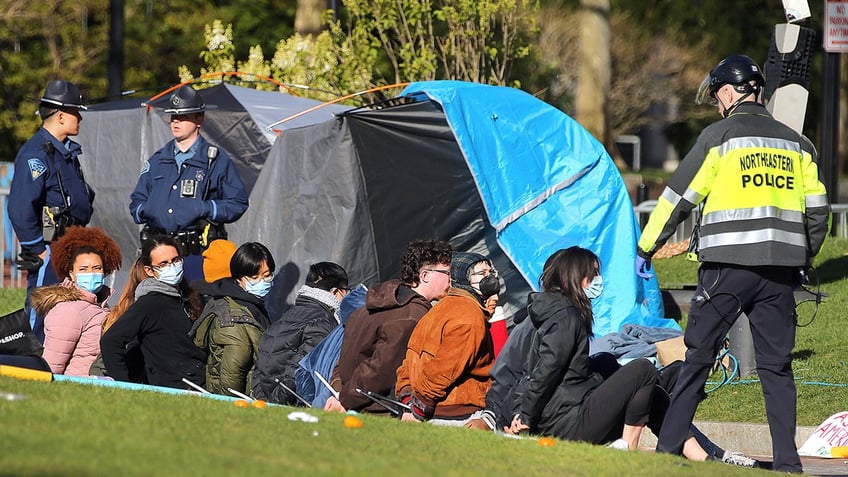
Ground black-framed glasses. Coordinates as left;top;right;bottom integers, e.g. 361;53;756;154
148;256;183;272
424;268;451;277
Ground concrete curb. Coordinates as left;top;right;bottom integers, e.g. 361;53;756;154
639;421;815;456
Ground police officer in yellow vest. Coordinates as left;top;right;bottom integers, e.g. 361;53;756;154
635;54;830;473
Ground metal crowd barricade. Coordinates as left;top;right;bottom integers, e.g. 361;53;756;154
832;203;848;238
634;200;847;241
0;187;24;288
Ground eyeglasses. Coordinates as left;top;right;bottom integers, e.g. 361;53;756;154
148;256;183;272
424;269;451;277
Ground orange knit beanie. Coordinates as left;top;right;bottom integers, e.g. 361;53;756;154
202;239;237;282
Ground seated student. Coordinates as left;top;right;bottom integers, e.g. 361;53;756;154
294;283;368;408
88;256;150;380
251;262;349;404
192;242;275;395
31;226;121;376
494;247;756;466
100;235;206;389
324;239;453;414
395;251;500;424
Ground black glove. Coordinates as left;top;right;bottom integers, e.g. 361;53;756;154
16;251;43;272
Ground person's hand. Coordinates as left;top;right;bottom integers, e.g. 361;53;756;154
323;396;345;412
400;412;419;422
484;295;499;315
15;251;43;272
635;255;654;279
507;414;529;435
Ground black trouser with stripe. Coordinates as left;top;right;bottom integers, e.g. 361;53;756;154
656;263;801;472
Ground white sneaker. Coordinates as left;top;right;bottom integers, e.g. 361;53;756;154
721;450;759;467
606;438;630;451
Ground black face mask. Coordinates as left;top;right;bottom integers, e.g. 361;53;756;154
477;274;500;299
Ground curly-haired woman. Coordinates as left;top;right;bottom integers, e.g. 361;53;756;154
30;226;122;376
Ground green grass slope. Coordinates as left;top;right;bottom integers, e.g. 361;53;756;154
0;376;768;477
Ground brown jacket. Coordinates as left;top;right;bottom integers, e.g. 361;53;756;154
332;279;432;413
396;287;494;419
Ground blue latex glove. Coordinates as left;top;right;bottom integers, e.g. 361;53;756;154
636;255;654;279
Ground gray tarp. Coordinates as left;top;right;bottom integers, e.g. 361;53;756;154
75;84;351;299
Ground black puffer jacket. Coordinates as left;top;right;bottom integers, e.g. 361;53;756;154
252;290;337;404
510;292;603;436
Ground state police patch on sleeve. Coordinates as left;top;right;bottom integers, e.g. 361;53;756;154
139;160;150;176
27;158;47;180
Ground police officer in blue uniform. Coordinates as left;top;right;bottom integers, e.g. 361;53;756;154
130;85;249;281
8;80;95;342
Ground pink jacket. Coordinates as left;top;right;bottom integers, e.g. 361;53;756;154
31;279;111;376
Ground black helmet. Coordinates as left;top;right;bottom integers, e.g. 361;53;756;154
163;85;205;114
695;54;765;105
40;80;87;110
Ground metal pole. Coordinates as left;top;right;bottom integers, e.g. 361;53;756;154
108;0;125;101
820;52;840;212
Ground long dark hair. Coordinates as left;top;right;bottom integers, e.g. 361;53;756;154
539;247;599;335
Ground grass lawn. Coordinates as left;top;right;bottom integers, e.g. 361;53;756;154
0;287;25;316
654;237;848;426
0;376;767;477
0;236;845;476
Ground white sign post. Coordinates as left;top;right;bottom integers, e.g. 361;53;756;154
825;0;848;52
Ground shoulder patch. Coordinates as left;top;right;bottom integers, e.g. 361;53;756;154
139;160;150;176
27;158;47;180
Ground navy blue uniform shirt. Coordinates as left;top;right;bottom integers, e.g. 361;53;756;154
129;135;248;234
8;127;94;254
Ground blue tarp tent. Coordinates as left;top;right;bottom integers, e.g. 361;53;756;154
232;80;679;337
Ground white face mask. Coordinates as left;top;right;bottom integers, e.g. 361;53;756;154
156;261;184;286
583;275;604;300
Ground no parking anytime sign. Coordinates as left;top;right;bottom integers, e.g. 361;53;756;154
825;0;848;52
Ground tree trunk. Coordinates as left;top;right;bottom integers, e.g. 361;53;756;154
576;0;610;147
295;0;325;35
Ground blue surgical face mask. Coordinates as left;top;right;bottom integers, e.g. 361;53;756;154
583;275;604;300
156;261;184;286
75;272;104;294
243;277;273;298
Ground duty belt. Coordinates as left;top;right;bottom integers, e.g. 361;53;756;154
140;222;227;256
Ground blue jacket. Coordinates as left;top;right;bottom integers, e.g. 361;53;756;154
129;135;248;234
8;128;94;254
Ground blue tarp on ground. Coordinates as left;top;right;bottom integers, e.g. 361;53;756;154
402;81;678;337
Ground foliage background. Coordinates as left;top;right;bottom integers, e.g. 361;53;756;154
0;0;843;170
